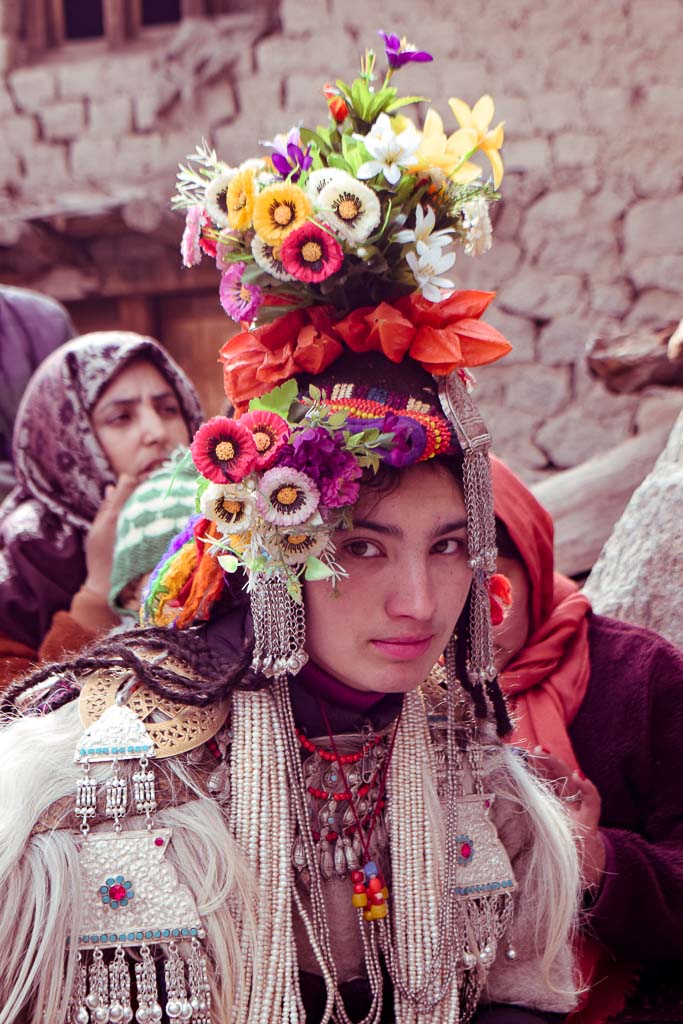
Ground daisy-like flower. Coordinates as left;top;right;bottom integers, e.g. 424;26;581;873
191;416;258;483
278;528;330;566
252;182;312;246
461;197;493;256
316;172;381;244
258;467;320;526
205;170;236;228
406;246;456;302
200;481;256;535
394;203;454;255
226;168;255;231
239;410;290;470
219;262;263;323
306;167;348;200
280;221;344;284
448;95;505;188
251;235;295;281
180;205;203;268
355;113;420;186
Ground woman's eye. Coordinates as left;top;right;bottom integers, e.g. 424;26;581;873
107;413;131;425
344;539;383;559
431;537;463;555
158;402;181;418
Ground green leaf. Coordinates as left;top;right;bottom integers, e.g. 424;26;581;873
194;475;209;513
217;553;239;573
385;95;429;112
351;78;372;119
326;410;349;428
304;556;335;581
249;378;299;420
340;133;365;175
327;152;352;173
308;383;321;402
286;574;303;603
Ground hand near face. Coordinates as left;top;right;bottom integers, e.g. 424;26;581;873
83;473;141;599
530;747;606;891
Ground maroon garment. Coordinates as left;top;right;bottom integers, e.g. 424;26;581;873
0;332;203;649
569;614;683;1017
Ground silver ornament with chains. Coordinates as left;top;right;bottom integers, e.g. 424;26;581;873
293;725;390;881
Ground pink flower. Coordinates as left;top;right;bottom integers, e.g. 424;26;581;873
280;222;344;284
181;205;204;268
219;262;263;323
238;410;290;470
191;416;258;483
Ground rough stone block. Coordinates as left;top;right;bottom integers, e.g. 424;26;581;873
581;88;630;133
71;137;118;182
527;91;577;133
0;83;14;116
552;133;599;168
255;32;356;77
631;254;683;292
495;96;533;138
624;196;683;261
483;309;536;365
40;100;86;142
115;134;165;177
195;79;238;132
2;113;37;153
134;77;180;133
88;96;133;138
505;364;571;417
0;147;20;188
9;64;56;111
590;279;633;319
22;142;69;187
536;409;634;469
503;138;551;174
499;270;585;321
629;0;682;44
492;201;521;242
625;290;683;329
481;403;547;474
235;74;286;141
537;235;620;277
538;317;596;367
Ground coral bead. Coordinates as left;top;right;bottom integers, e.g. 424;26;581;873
370;891;385;906
350;870;364;884
353;883;366;894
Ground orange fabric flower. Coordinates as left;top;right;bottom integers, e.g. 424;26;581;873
220;307;344;412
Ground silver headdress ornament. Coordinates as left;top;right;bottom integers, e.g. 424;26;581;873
69;699;214;1023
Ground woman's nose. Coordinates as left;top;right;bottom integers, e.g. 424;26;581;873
139;404;168;443
385;559;437;622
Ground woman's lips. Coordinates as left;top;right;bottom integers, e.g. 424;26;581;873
371;636;433;661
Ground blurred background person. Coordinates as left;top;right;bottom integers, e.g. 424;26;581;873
0;330;203;687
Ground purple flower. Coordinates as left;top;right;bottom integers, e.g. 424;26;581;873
276;427;362;509
343;413;427;468
379;31;433;69
219;262;263;323
271;142;313;183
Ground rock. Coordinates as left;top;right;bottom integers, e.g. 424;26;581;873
583;412;683;648
631;255;683;292
532;420;677;578
538;317;596;366
505;364;571;417
39;100;86;142
88;96;134;139
535;408;634;469
590;279;634;319
8;65;57;111
586;324;683;393
624;196;683;262
625;290;683;329
551;133;599;168
499;270;584;320
483;309;536;365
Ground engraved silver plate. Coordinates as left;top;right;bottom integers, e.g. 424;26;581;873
452;794;517;899
75;704;155;763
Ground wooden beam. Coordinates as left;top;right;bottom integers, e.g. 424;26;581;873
103;0;127;46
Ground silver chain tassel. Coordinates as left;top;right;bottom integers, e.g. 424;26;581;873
250;571;308;678
133;755;157;829
75;760;97;836
108;946;134;1022
164;941;193;1021
188;938;212;1023
68;952;89;1024
85;948;109;1022
134;944;162;1022
105;761;128;833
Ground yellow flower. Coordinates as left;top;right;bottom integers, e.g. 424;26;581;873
252;182;312;246
448;95;505;188
408;108;481;184
227;168;255;231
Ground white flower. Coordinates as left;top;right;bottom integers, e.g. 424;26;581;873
461;197;493;257
394;203;454;255
205;170;236;228
200;481;255;535
316;172;381;243
406;247;456;302
307;167;349;199
251;236;295;281
355;113;420;186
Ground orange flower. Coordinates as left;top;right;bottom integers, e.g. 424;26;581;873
488;572;513;626
219;307;344;412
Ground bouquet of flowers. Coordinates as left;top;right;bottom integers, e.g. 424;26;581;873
172;31;505;324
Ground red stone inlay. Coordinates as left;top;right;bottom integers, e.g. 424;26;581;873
154;837;164;847
109;883;127;901
460;843;472;859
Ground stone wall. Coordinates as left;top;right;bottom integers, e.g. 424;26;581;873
1;0;682;479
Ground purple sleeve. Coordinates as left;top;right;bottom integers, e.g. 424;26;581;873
586;827;683;959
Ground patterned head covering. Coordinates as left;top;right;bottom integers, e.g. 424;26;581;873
0;331;203;648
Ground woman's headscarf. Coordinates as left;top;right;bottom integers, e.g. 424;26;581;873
0;331;203;649
491;455;592;767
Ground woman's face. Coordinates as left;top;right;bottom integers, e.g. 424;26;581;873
304;462;472;694
91;359;189;480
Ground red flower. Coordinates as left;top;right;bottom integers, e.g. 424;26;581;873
238;409;290;470
280;221;344;283
219;306;344;412
323;84;349;123
488;572;513;626
190;416;257;483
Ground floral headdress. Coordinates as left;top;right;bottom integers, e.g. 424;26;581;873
153;33;512;694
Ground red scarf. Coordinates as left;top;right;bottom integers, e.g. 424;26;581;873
491;456;633;1023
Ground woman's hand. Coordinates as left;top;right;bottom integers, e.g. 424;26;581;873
83;473;140;599
530;747;606;891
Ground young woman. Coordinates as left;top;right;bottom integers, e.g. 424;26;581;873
0;331;203;686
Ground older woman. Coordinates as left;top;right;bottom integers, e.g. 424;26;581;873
0;331;203;686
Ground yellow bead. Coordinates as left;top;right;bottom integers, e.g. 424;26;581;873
369;903;388;920
364;909;373;922
352;893;368;908
381;887;389;900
